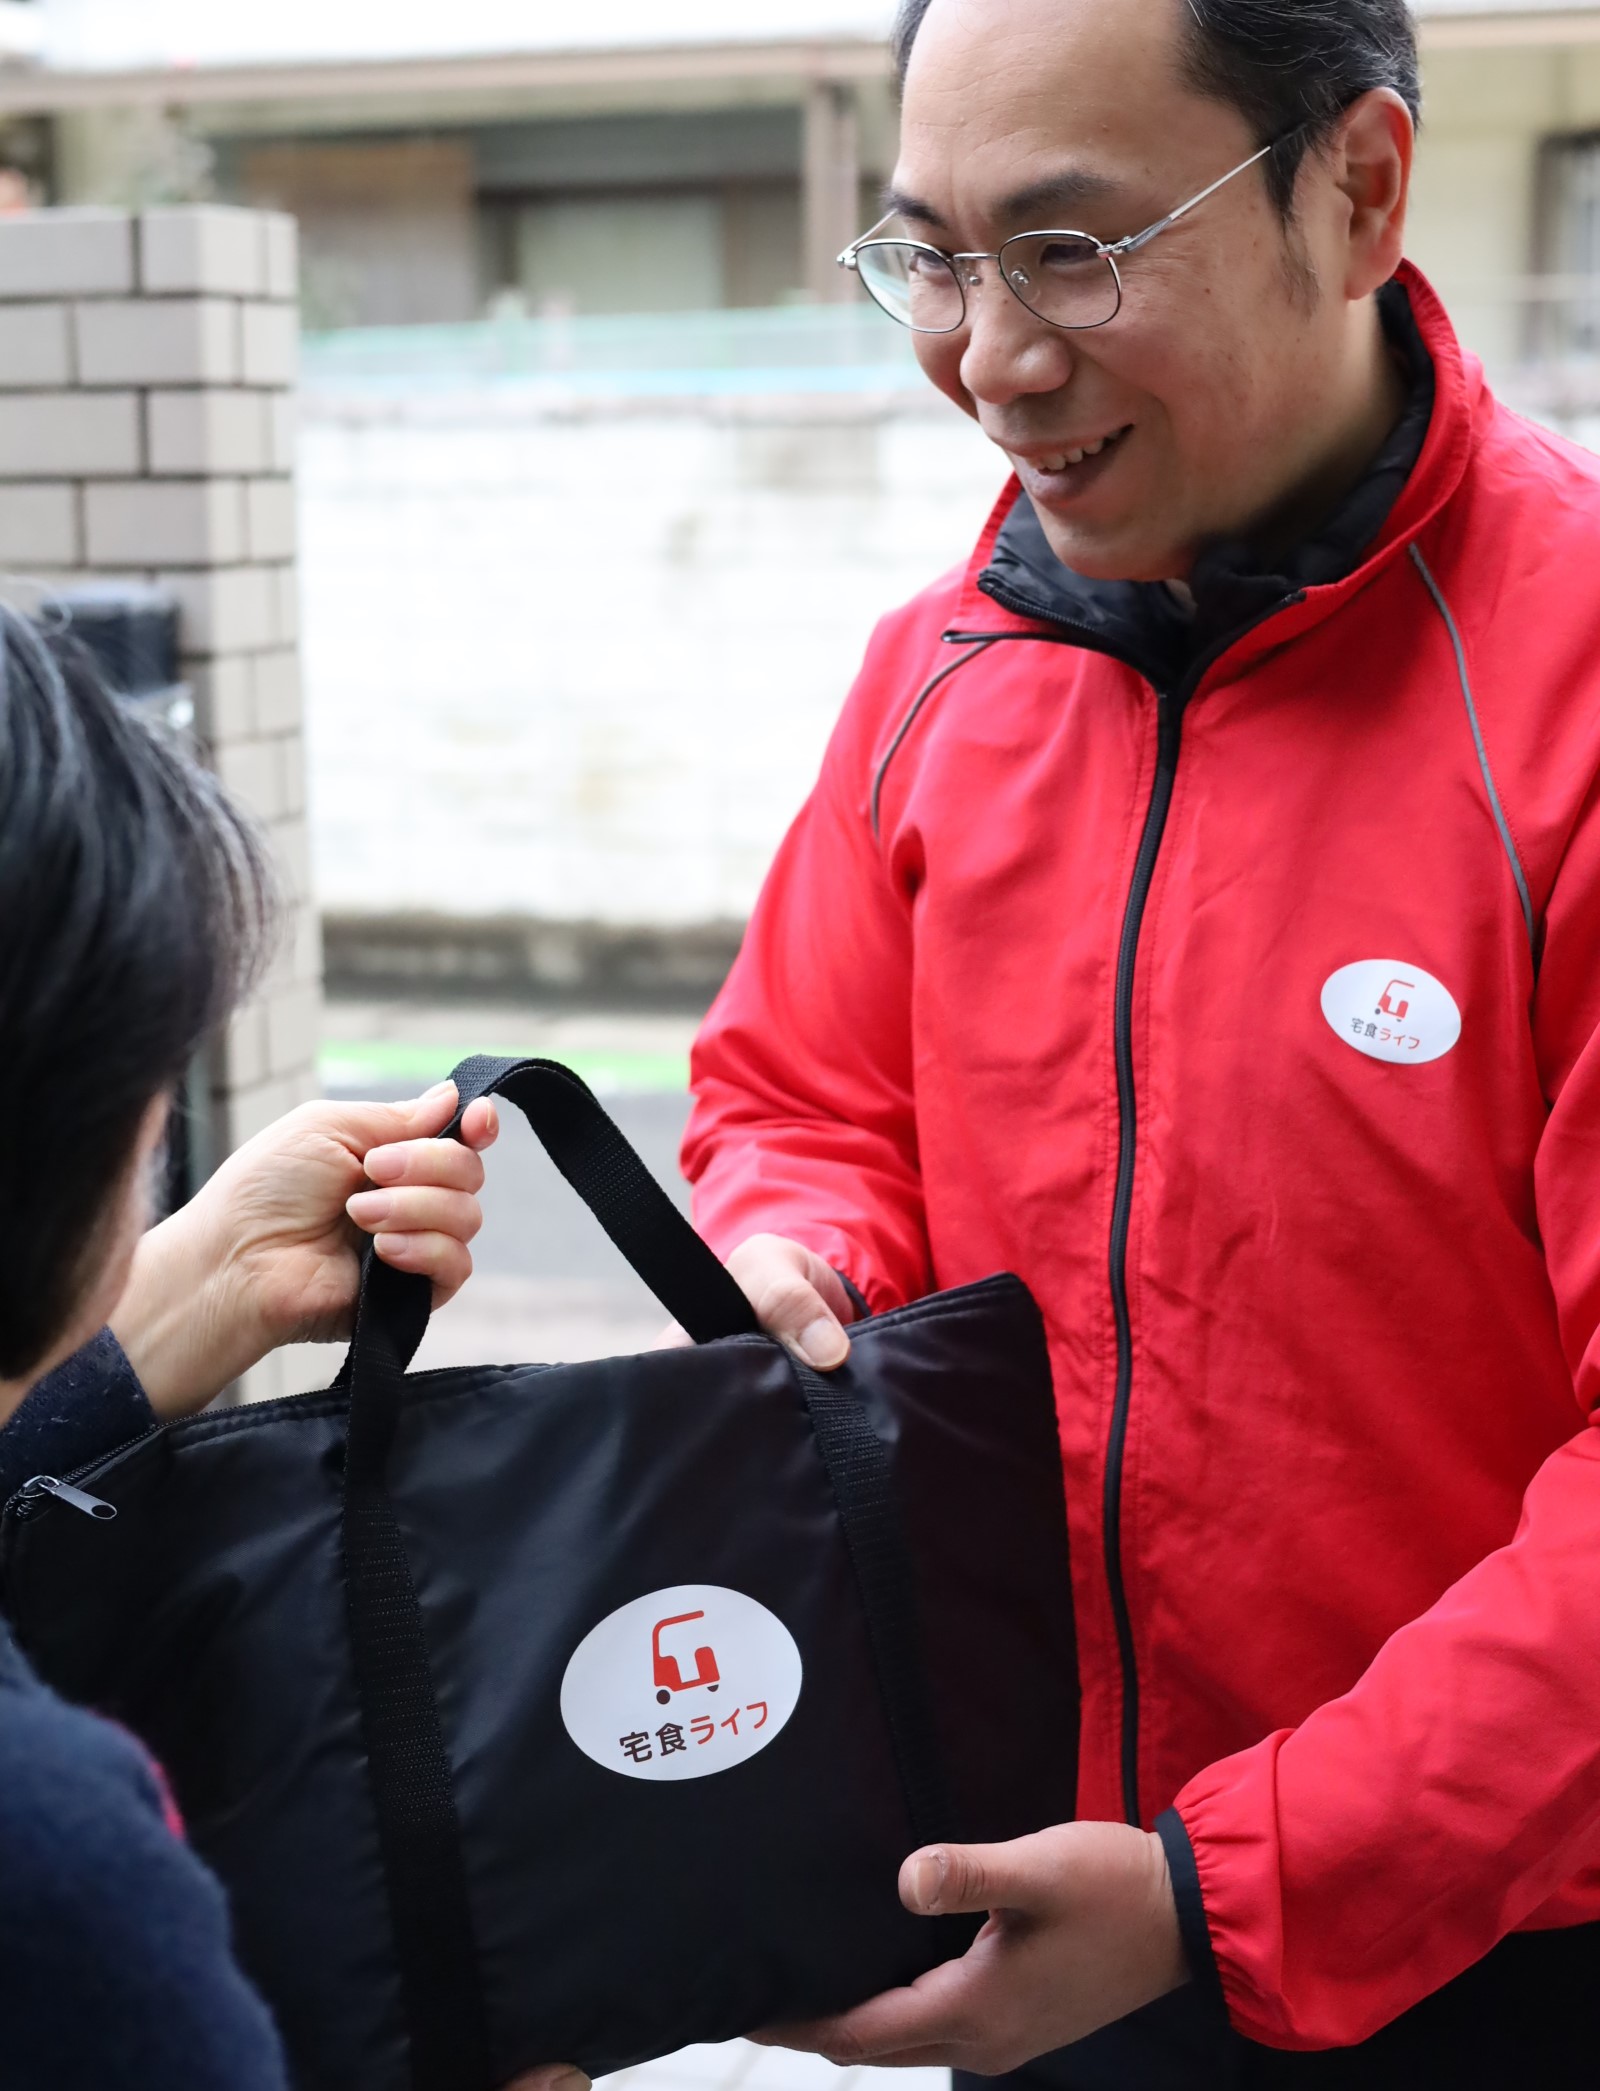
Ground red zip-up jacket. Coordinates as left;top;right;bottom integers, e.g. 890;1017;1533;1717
682;265;1600;2050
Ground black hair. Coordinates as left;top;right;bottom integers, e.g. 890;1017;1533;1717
0;605;277;1379
890;0;1422;219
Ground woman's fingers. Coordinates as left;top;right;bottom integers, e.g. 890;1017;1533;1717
370;1229;474;1307
362;1136;487;1194
347;1186;483;1245
460;1096;499;1151
347;1098;497;1312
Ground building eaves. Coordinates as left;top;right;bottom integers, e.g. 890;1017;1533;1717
0;37;892;118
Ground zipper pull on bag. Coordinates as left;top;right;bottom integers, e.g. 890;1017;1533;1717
17;1475;118;1521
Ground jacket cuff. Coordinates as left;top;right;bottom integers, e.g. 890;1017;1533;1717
833;1271;873;1322
1155;1807;1227;2020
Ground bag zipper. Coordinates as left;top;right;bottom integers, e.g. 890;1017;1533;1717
0;1376;341;1539
11;1474;119;1521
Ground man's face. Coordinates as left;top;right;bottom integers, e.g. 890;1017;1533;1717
895;0;1371;581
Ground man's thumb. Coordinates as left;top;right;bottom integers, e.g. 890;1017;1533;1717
900;1842;1019;1917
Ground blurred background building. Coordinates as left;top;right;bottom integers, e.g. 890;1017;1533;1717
0;1;1596;996
0;1;1598;1395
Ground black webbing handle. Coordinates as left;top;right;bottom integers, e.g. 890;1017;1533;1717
341;1246;491;2091
344;1056;760;1399
339;1057;759;2091
790;1357;956;1859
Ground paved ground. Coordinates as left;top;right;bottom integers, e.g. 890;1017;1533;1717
318;1000;946;2091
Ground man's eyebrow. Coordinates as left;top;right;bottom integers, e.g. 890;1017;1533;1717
884;166;1124;236
882;185;948;230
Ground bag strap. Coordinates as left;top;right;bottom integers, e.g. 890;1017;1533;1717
342;1273;492;2091
339;1059;952;2088
342;1056;760;1392
789;1357;956;1857
340;1057;758;2090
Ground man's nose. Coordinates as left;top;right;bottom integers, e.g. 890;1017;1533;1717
957;265;1078;407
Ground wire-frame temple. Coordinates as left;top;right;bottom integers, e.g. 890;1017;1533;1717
838;212;900;267
1108;141;1276;257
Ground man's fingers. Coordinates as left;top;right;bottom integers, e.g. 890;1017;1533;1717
764;1956;980;2064
349;1187;483;1245
652;1321;694;1350
362;1138;487;1194
501;2070;590;2091
727;1238;851;1370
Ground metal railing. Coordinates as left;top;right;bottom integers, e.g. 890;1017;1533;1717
299;280;1600;434
300;300;924;400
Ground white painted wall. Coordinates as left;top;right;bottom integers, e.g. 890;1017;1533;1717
39;0;898;70
300;391;1002;926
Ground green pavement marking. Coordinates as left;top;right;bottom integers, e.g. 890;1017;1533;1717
319;1039;691;1097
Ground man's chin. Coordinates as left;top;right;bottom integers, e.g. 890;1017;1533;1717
1033;511;1193;586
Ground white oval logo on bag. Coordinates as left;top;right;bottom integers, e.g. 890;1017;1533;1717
1321;959;1462;1066
560;1584;803;1782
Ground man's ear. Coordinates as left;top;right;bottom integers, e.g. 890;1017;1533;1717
1333;87;1414;300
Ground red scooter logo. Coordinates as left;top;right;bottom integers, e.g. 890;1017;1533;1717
652;1611;721;1705
1377;978;1415;1023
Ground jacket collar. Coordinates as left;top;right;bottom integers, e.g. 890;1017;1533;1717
949;262;1480;687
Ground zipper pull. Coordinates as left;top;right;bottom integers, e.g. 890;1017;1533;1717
17;1475;117;1522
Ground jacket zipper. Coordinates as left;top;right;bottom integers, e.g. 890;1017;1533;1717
947;572;1317;1824
1105;687;1185;1824
1096;605;1304;1825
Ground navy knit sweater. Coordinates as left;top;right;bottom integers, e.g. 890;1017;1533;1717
0;1335;289;2090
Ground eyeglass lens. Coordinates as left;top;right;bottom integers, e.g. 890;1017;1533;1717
855;233;1120;334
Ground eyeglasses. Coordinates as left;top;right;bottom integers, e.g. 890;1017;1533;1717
837;137;1290;335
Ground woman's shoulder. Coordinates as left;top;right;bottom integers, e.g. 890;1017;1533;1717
0;1625;289;2091
0;1618;174;1840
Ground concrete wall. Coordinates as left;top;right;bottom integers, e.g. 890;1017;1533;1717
299;381;1002;953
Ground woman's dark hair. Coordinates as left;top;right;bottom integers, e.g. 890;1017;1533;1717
0;604;277;1379
891;0;1422;219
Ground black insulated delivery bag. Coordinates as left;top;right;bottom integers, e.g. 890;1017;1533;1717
1;1056;1078;2091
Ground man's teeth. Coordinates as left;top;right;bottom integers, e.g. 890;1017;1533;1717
1039;429;1125;470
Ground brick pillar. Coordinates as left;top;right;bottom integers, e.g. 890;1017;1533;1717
0;204;321;1401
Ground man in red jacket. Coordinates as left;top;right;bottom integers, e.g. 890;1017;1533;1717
683;0;1600;2083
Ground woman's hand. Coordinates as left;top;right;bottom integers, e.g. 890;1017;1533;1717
111;1081;498;1419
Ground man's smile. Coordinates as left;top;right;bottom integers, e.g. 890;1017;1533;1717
1005;424;1136;504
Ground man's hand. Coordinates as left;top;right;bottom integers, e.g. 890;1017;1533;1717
112;1081;498;1418
657;1233;856;1370
757;1823;1189;2074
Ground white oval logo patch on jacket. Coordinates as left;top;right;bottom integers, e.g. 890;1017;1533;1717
1321;959;1462;1066
560;1584;802;1782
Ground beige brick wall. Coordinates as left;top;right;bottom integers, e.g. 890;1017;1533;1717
0;203;320;1405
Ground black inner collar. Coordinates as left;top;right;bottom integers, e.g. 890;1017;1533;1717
977;278;1437;690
